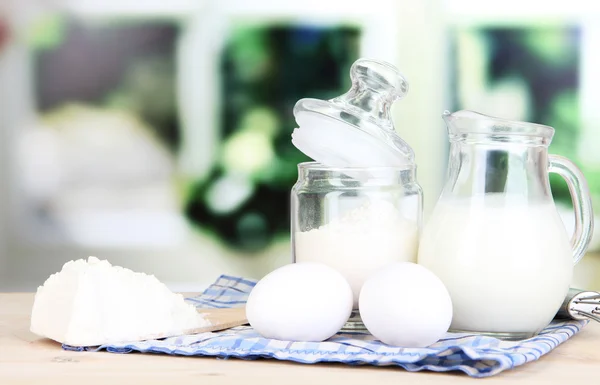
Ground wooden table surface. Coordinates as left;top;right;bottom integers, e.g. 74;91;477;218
1;293;598;384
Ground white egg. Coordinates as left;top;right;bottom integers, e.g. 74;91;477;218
246;262;353;342
359;262;452;348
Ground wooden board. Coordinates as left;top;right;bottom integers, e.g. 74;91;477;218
122;307;248;343
194;307;248;333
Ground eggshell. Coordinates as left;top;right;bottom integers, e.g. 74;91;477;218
246;262;353;342
359;262;452;347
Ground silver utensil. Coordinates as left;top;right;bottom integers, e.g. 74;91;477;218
556;288;600;323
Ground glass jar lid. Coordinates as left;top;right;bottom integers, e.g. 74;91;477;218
291;58;415;168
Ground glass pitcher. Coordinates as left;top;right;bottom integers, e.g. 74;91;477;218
418;110;594;339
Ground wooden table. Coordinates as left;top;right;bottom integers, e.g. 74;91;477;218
1;293;598;384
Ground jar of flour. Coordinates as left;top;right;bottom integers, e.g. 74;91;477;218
291;162;421;307
290;59;422;326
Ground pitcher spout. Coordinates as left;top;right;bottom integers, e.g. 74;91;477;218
441;109;555;141
442;110;453;133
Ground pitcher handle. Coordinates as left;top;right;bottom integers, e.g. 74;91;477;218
548;155;594;264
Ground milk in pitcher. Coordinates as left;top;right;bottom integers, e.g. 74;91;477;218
418;194;573;335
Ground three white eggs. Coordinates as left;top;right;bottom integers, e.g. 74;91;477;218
246;261;453;347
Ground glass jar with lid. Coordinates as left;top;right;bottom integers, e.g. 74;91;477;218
290;59;422;328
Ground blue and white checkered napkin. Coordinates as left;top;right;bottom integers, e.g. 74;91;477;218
64;274;588;378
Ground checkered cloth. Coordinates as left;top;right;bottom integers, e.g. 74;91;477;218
64;275;588;378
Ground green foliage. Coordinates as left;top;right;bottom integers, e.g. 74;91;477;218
546;90;579;158
26;14;66;50
184;25;360;252
522;28;577;67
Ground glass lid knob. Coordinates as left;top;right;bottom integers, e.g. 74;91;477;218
292;58;414;168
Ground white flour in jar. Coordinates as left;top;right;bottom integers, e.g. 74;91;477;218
294;199;419;308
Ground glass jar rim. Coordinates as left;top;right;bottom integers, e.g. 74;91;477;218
297;161;415;172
